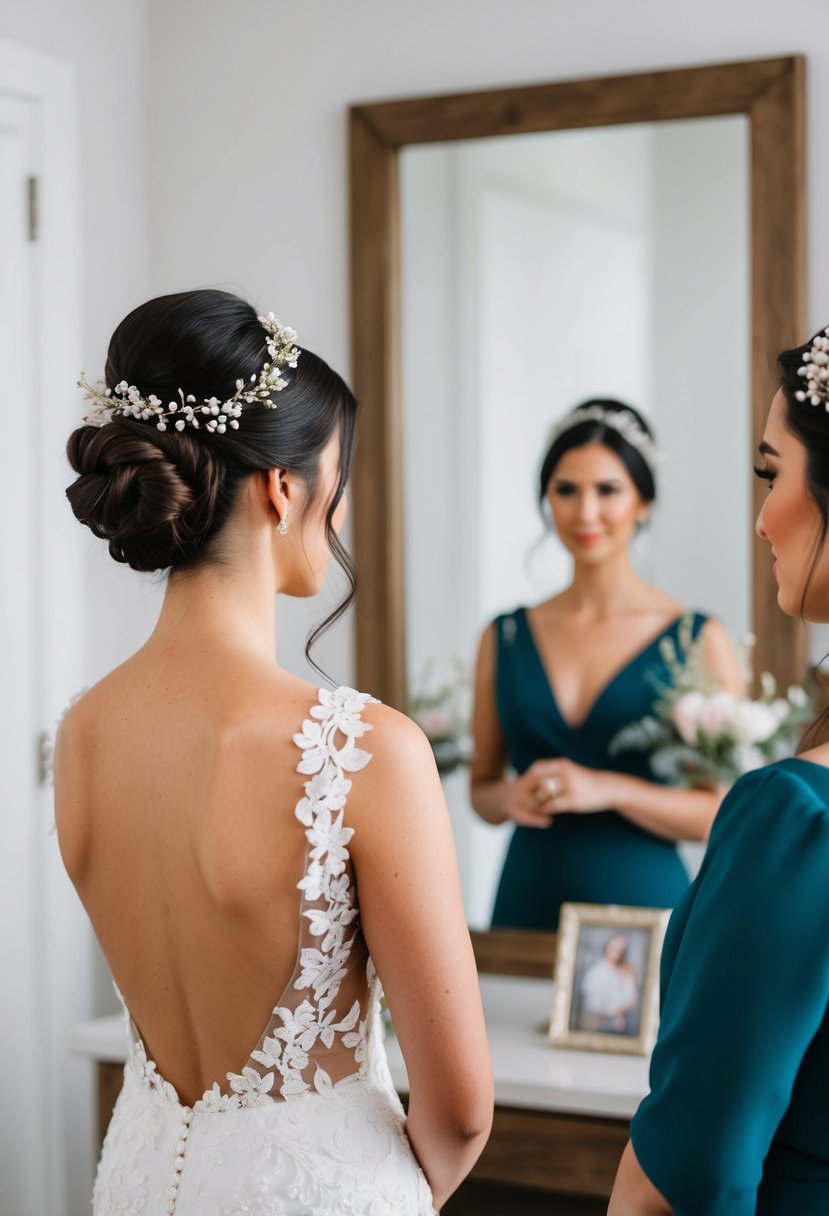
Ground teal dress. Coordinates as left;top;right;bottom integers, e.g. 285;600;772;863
631;759;829;1215
491;608;705;930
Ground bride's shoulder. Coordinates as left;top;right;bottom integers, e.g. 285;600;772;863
342;696;442;807
357;696;431;757
54;673;116;749
288;685;428;759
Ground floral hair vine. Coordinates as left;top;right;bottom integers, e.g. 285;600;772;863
796;327;829;408
77;313;300;435
548;405;661;472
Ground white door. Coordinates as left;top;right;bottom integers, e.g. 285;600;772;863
0;87;52;1216
0;43;89;1216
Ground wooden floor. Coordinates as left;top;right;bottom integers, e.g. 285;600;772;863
445;1179;607;1215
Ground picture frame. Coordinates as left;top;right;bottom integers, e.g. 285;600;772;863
549;903;670;1055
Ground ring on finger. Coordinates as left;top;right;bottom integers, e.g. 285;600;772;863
542;776;561;800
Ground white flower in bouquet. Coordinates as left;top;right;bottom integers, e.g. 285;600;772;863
727;699;782;746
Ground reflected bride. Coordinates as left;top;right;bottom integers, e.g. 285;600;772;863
469;399;745;931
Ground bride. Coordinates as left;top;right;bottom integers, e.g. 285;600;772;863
54;289;493;1215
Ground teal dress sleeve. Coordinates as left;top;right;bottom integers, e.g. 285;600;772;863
630;763;829;1216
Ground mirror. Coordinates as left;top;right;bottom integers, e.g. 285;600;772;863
400;117;751;927
350;58;806;964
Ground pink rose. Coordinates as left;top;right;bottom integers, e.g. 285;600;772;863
671;692;706;745
698;692;738;739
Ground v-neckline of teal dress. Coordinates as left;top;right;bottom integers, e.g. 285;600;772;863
519;606;686;733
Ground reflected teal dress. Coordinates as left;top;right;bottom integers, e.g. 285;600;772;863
491;608;706;930
631;759;829;1215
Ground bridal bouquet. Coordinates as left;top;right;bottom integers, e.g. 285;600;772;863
408;658;474;777
609;616;812;787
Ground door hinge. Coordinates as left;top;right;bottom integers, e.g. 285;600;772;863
37;730;53;786
27;175;39;242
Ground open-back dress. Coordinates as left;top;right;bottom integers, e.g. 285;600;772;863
92;687;435;1216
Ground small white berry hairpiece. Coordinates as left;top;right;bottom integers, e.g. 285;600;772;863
796;328;829;409
77;313;300;435
548;405;661;472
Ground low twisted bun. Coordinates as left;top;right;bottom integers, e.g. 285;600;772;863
66;420;225;572
66;289;358;673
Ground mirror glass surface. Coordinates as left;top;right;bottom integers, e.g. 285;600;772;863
400;117;750;928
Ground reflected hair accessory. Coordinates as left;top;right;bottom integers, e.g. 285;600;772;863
548;405;660;472
77;313;300;435
796;328;829;408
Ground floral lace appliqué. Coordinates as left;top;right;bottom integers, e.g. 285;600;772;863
222;685;379;1106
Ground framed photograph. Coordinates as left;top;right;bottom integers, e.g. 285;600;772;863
549;903;670;1055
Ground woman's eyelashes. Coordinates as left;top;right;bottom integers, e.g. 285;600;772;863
753;464;776;489
552;482;622;498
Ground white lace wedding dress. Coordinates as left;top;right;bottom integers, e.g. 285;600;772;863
93;688;436;1216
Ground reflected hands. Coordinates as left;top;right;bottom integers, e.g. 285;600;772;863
525;758;617;817
499;766;558;827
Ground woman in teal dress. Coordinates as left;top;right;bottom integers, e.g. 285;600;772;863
610;329;829;1215
470;400;744;930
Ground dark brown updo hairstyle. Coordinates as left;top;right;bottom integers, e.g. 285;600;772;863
538;398;657;514
66;289;358;667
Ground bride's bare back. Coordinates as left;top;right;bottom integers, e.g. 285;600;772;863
56;643;321;1104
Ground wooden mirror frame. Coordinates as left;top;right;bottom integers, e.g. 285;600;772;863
349;58;806;974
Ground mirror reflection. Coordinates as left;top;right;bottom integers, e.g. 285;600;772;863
401;117;751;929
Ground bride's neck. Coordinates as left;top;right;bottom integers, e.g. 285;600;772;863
150;559;278;665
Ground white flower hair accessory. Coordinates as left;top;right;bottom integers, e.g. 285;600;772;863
548;405;661;472
796;328;829;408
77;312;300;435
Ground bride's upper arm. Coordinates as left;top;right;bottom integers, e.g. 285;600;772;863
348;704;493;1133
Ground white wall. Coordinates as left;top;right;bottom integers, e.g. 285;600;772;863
401;146;463;680
402;129;653;698
649;117;751;638
473;135;651;625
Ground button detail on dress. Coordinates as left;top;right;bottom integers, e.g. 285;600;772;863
165;1107;194;1214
